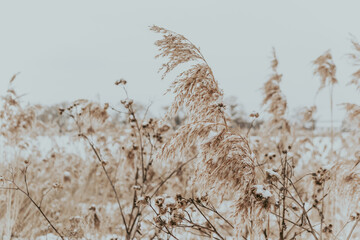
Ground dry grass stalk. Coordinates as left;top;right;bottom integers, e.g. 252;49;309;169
313;50;338;157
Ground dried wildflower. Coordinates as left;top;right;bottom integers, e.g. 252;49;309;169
153;216;165;226
136;196;149;206
291;202;299;211
123;99;134;109
312;167;330;186
322;223;333;233
170;209;185;225
115;78;127;85
89;204;96;211
176;196;189;210
249;112;259;118
132;185;141;190
350;212;360;221
155;196;165;207
252;185;272;199
265;169;280;182
58;108;65;115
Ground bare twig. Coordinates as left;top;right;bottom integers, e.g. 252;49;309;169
80;133;129;233
191;199;224;240
151;156;196;198
1;169;64;239
346;218;360;240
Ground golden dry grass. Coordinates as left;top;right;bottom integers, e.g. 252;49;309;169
0;26;359;240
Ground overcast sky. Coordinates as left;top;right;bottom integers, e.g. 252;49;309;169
1;0;359;124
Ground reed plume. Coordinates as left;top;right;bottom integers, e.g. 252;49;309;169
313;50;338;155
261;49;290;133
344;37;360;128
348;37;360;91
151;25;267;238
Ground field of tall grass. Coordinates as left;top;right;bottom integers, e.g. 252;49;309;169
0;26;359;240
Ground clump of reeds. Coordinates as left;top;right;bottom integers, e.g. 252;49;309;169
0;25;359;240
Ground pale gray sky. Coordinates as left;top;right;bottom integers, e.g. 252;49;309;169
1;0;359;123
